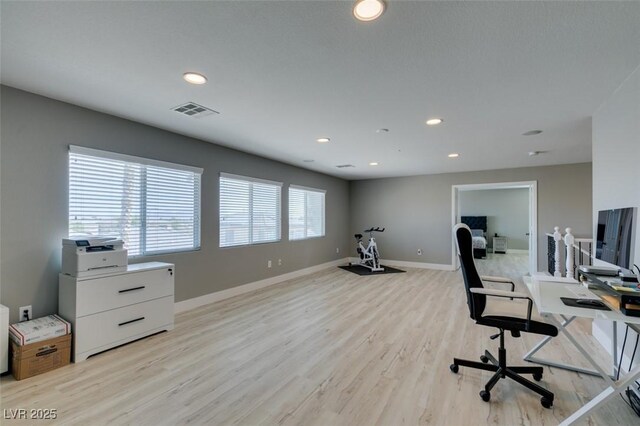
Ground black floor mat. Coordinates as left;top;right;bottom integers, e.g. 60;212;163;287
338;264;406;275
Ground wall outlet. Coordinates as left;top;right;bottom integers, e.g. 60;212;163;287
336;247;340;254
278;259;282;266
267;260;272;268
19;305;32;322
417;249;422;256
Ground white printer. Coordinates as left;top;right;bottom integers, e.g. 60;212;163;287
62;236;127;277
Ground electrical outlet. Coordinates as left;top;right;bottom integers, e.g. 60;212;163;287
278;259;282;266
19;305;32;322
267;260;272;268
417;249;422;256
336;247;340;254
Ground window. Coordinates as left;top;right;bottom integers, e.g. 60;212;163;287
289;186;325;240
69;146;202;256
219;173;282;247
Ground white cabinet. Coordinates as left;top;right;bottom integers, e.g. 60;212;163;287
59;262;174;362
493;237;508;254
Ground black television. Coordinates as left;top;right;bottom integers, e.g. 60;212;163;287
595;207;637;271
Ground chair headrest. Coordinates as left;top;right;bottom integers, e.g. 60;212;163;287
453;223;472;256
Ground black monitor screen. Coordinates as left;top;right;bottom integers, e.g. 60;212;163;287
595;207;636;270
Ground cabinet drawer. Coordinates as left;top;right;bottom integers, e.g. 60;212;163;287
76;268;173;317
74;296;173;354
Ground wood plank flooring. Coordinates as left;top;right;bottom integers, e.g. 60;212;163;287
1;256;638;425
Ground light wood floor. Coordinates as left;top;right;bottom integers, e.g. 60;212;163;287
1;256;638;425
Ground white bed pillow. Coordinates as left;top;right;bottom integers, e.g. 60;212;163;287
471;229;484;237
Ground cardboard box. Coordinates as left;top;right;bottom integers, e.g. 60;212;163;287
11;334;71;380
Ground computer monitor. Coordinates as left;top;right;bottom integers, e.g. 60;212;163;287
595;207;637;271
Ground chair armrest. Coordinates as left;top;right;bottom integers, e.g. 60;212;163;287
481;275;515;292
469;288;533;328
470;288;527;299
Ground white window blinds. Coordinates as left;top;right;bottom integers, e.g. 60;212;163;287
289;186;326;240
219;173;282;247
69;146;202;256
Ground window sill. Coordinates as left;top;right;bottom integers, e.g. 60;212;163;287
289;235;326;242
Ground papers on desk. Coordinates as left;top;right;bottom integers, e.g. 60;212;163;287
610;285;640;293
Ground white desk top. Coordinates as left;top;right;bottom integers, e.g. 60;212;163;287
524;276;640;325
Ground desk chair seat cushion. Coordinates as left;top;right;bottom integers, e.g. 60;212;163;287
482;297;556;336
478;315;558;337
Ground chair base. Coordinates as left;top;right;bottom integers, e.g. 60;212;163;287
450;338;554;408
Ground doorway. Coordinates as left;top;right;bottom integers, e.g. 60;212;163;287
451;181;537;274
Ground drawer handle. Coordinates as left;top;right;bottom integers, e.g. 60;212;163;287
118;317;145;327
118;286;146;294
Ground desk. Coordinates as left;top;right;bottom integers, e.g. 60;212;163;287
523;275;640;425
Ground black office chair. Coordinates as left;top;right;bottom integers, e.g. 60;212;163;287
449;223;557;408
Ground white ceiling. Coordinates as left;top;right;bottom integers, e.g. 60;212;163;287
2;1;640;179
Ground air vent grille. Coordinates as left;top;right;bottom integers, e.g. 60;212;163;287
336;164;355;168
171;102;219;118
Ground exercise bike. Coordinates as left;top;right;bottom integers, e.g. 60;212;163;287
352;227;385;272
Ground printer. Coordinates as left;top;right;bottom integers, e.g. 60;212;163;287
62;236;127;277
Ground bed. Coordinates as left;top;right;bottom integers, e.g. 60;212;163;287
461;216;488;259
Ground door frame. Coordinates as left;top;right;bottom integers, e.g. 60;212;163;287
451;181;538;274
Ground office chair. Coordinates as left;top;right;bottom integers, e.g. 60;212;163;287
449;223;557;408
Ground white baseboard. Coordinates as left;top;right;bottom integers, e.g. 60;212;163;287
348;257;454;271
175;258;349;313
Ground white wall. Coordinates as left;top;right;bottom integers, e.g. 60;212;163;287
460;188;530;250
592;64;640;367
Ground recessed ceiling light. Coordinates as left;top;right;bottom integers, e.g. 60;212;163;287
376;128;389;133
353;0;385;22
523;130;543;136
316;137;330;143
183;72;208;85
426;118;444;126
528;151;542;156
369;162;379;166
448;153;459;158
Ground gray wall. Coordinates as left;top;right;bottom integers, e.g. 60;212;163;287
0;86;350;323
592;65;640;361
349;163;592;269
460;188;530;250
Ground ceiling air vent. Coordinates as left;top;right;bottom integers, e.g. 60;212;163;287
171;102;219;118
336;164;355;168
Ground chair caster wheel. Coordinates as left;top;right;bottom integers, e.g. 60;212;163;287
541;397;553;409
479;390;491;402
449;364;459;373
533;372;542;381
480;355;489;364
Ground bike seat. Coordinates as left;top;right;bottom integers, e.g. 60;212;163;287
354;233;363;240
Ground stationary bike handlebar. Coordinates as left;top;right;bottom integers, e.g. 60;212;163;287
364;227;385;233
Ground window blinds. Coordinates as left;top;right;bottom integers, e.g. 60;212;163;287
69;146;202;256
288;186;326;240
219;173;282;247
